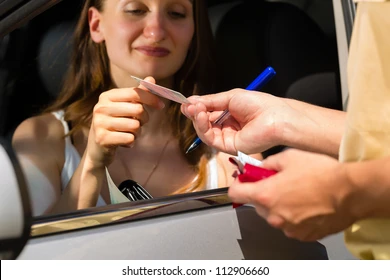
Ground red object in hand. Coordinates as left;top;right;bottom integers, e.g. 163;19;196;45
233;164;277;208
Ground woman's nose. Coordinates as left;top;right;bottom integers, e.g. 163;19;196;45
143;13;166;43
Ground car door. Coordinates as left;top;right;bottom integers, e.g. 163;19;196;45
0;0;356;260
0;138;32;260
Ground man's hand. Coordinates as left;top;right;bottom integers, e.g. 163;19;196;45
229;149;357;241
181;89;299;155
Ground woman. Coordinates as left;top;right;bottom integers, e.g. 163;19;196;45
12;0;261;216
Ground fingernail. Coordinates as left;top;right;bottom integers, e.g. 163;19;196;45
188;95;200;104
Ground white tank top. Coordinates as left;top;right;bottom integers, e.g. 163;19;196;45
52;110;219;206
51;111;106;206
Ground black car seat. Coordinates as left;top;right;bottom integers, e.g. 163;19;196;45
3;0;82;139
208;0;342;156
208;0;341;102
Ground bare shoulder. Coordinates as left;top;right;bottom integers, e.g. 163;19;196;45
12;113;68;208
12;113;65;162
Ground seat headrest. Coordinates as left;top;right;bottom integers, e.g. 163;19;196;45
285;72;342;110
37;19;76;98
210;1;338;97
35;0;82;98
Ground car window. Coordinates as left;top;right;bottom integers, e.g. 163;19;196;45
0;0;343;232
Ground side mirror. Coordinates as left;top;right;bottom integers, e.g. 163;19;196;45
0;138;32;259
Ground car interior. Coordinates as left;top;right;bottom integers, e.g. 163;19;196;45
0;0;342;146
0;0;342;215
0;0;350;260
0;0;342;211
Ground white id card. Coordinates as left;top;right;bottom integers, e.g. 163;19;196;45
131;76;190;104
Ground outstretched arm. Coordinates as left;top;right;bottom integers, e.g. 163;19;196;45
182;90;345;157
283;98;345;157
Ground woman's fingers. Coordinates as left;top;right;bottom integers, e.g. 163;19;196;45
100;88;164;109
138;76;155;92
92;83;166;149
104;117;141;134
94;130;136;147
93;102;149;124
187;90;235;112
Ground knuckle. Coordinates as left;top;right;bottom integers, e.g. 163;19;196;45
93;115;105;128
98;91;107;102
253;191;271;208
99;89;116;102
279;211;296;226
128;88;139;98
94;129;107;145
227;185;238;198
93;103;107;115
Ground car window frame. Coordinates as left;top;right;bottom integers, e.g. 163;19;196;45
31;188;232;238
0;0;62;38
333;0;355;110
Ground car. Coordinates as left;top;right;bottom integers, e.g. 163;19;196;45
0;0;357;260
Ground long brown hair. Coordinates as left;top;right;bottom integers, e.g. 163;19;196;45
45;0;217;192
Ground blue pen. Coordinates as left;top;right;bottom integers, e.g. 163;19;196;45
185;66;276;154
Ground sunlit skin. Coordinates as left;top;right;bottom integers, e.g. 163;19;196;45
181;89;390;242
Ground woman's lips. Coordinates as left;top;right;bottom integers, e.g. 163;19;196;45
136;46;170;57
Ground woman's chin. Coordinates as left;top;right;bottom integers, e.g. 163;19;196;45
134;65;178;80
145;72;176;86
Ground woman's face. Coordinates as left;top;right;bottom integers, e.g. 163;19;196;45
89;0;194;87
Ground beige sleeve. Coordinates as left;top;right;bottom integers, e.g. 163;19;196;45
340;1;390;260
354;0;389;2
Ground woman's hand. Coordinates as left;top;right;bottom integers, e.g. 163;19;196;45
86;77;165;168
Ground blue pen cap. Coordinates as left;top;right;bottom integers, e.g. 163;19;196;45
246;67;276;91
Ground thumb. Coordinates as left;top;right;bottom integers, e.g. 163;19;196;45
136;76;165;109
144;76;155;84
138;76;156;91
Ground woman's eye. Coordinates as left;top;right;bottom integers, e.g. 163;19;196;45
169;11;186;19
125;9;146;16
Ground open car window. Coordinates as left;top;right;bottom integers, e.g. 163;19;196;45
1;0;346;233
